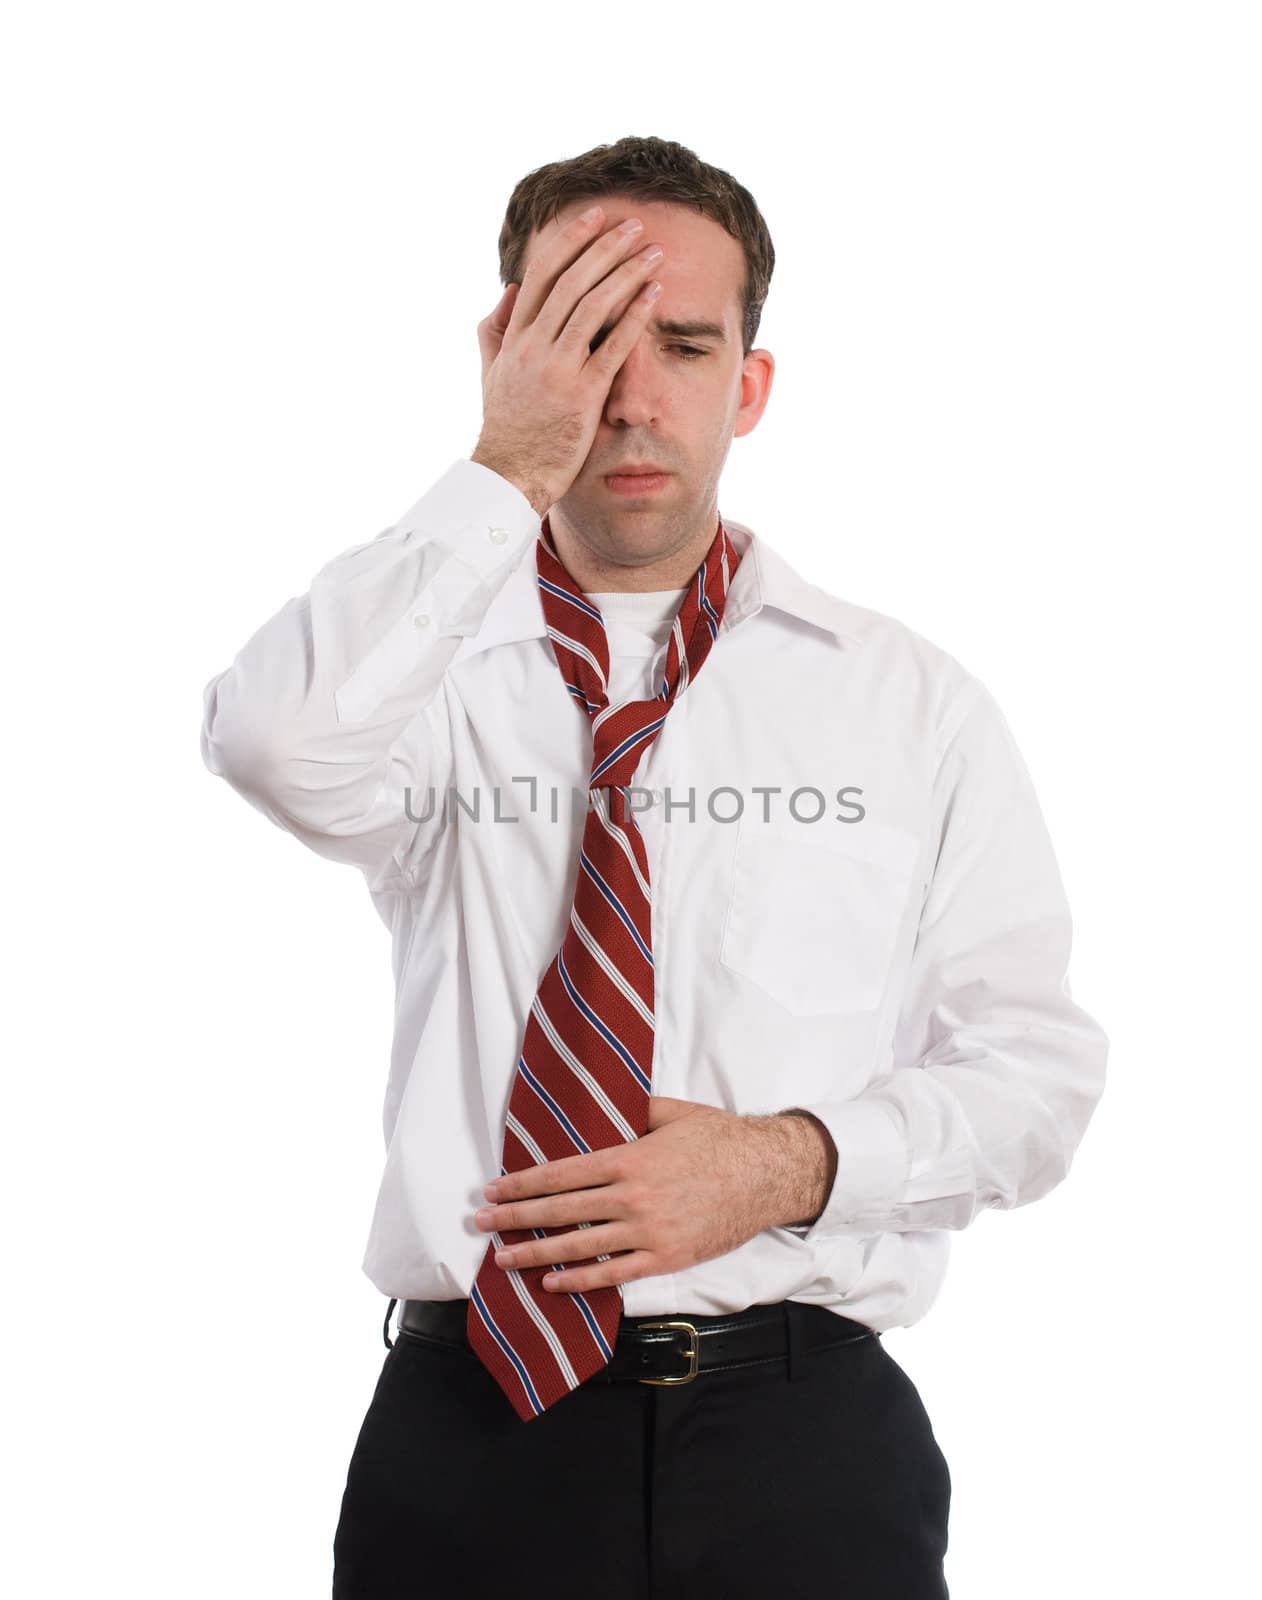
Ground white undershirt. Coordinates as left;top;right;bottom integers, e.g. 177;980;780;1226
583;588;687;702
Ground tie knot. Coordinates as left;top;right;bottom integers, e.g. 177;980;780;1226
589;699;672;789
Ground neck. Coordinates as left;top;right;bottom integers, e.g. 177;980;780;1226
545;511;719;593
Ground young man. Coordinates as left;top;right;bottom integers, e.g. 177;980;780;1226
201;135;1107;1598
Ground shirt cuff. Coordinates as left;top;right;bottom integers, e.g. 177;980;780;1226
393;458;542;586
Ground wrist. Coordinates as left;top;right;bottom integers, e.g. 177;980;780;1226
773;1109;837;1229
470;445;552;518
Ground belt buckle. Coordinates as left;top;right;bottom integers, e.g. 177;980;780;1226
635;1319;700;1385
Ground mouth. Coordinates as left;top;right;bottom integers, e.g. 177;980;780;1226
603;469;671;496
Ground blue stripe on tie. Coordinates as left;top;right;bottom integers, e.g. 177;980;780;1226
570;1289;615;1360
578;848;653;967
557;948;652;1095
565;682;601;713
697;557;721;640
538;577;604;624
469;1280;545;1416
518;1055;592;1152
525;1238;615;1361
525;1234;615;1360
590;717;667;784
699;565;721;636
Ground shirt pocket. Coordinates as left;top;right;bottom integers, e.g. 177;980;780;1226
718;811;922;1016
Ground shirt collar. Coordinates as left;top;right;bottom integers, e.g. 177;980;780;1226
450;517;867;663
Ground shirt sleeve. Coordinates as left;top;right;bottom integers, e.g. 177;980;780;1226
199;458;541;889
780;675;1109;1239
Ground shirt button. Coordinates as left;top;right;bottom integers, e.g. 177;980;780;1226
488;526;508;544
413;613;430;628
650;788;663;803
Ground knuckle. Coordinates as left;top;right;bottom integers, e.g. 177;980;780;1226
617;1180;646;1213
551;258;581;296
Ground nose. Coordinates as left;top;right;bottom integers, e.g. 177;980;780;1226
602;329;661;428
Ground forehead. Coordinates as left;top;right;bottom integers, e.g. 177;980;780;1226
523;195;744;330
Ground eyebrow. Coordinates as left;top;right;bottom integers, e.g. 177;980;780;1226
651;317;727;344
593;315;728;346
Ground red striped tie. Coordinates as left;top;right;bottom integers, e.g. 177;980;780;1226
467;510;743;1420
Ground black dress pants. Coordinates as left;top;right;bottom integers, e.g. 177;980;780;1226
332;1299;951;1598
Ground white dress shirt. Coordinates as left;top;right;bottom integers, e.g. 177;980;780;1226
200;458;1108;1330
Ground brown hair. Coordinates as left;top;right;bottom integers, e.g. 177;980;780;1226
496;135;775;358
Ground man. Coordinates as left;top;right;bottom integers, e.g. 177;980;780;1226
201;135;1107;1598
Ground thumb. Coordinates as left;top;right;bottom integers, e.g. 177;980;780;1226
478;284;518;374
645;1095;720;1132
490;281;519;333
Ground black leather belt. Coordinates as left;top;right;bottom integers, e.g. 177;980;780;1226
391;1297;878;1385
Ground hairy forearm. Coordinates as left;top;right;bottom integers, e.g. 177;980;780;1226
743;1109;839;1230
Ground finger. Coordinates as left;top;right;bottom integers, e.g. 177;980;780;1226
497;1222;626;1271
536;226;659;350
491;1148;623;1202
584;275;663;378
517;210;645;344
491;1186;623;1233
508;205;605;334
542;1250;656;1292
557;242;663;358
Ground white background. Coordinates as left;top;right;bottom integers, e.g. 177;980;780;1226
4;2;1257;1594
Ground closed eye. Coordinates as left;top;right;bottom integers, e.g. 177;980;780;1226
587;331;710;360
